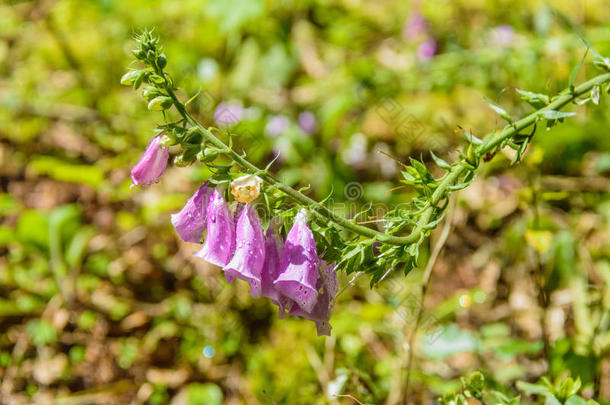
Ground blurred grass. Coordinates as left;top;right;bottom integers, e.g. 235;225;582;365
1;0;610;404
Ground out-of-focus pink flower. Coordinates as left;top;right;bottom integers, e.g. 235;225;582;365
214;101;244;127
223;204;266;297
130;135;169;187
194;188;235;267
298;111;317;134
403;12;428;43
490;25;515;47
417;38;437;61
265;115;290;137
171;182;212;243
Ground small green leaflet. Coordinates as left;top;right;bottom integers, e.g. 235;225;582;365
484;97;512;123
537;110;576;120
515;89;549;109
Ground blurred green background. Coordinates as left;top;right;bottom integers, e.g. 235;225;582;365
1;0;610;404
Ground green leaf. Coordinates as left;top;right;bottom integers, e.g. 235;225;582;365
568;48;589;92
538;110;576;120
516;88;550;109
484;98;512;123
566;397;588;405
516;381;549;396
430;151;451;170
28;156;105;188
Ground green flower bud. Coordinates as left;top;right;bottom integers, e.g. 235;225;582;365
149;74;165;85
133;71;147;90
160;134;177;147
197;147;219;162
146;50;155;60
147;96;173;111
132;49;147;60
120;70;142;86
142;87;164;101
157;53;167;69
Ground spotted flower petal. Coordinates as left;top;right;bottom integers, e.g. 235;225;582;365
273;209;319;313
289;261;337;336
261;224;284;304
223;204;265;297
194;188;235;267
171;182;212;243
130;135;169;187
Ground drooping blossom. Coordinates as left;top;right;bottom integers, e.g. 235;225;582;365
214;101;244;127
194;188;235;267
223;204;266;297
402;12;428;43
230;175;263;203
298;111;317;134
261;224;284;304
130;135;169;187
265;115;290;137
289;261;338;336
171;182;212;243
274;209;319;313
417;38;437;61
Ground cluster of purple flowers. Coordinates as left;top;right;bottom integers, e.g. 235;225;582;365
130;137;337;336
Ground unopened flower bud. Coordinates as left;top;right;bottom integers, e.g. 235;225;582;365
157;53;167;69
120;70;142;86
198;147;219;162
230;174;263;203
148;74;165;85
142;87;163;101
147;96;173;111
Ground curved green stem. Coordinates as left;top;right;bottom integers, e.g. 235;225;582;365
162;71;610;246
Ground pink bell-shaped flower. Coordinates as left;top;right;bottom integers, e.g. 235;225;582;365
130;135;169;187
273;209;319;313
223;204;265;297
171;182;212;243
289;261;338;336
261;224;284;304
194;188;235;267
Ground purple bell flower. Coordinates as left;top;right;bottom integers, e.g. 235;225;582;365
223;204;266;297
130;135;169;187
273;209;319;313
261;224;284;304
289;261;338;336
194;188;235;267
171;182;212;243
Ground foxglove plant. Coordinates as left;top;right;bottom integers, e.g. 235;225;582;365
124;29;610;334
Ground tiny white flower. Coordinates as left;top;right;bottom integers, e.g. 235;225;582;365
231;175;263;203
